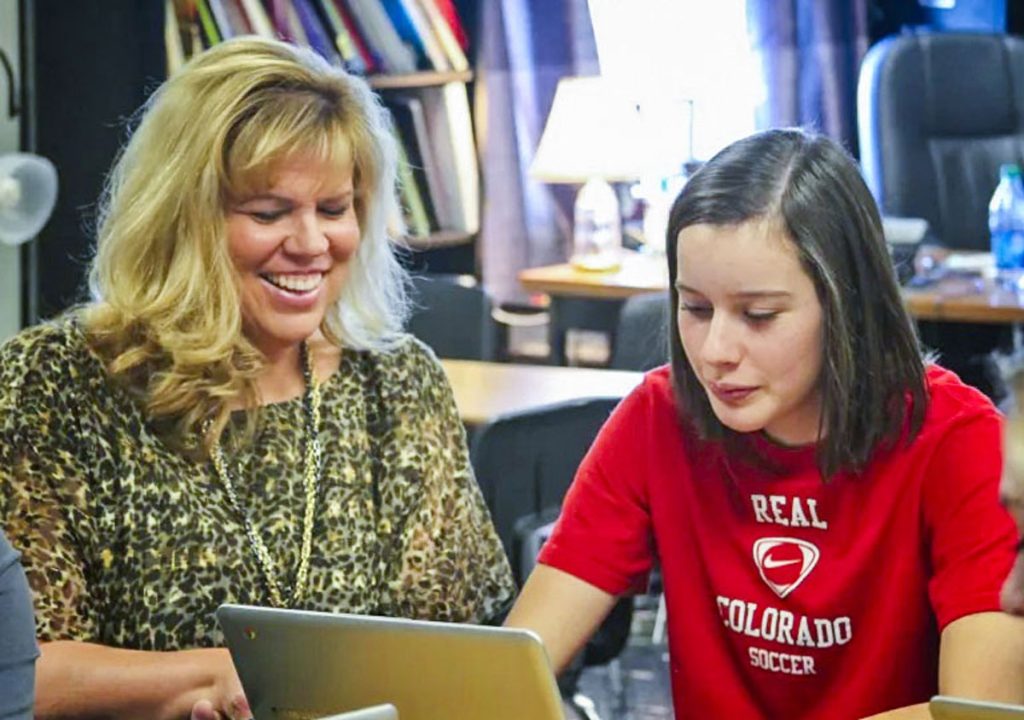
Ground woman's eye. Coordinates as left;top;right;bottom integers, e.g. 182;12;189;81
319;205;350;218
745;310;779;323
249;210;286;223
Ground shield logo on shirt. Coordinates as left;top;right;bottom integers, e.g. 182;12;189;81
752;537;820;599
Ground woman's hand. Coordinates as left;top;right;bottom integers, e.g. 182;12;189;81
36;641;252;720
188;648;251;720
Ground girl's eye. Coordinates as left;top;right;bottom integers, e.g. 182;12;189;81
745;310;779;323
681;304;712;318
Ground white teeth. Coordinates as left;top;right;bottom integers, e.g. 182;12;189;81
263;273;322;293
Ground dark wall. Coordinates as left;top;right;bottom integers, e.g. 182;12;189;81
27;0;164;321
869;0;1017;41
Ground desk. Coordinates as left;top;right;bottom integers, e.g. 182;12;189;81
903;277;1024;324
440;359;643;426
518;252;667;365
519;252;1024;362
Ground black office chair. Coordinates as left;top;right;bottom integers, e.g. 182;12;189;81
470;397;632;720
406;273;498;360
857;31;1024;400
610;291;670;372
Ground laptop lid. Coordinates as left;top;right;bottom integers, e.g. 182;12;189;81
930;696;1024;720
215;604;564;720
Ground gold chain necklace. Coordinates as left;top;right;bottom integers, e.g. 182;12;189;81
209;341;323;608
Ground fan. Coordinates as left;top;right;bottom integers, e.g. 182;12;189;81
0;152;57;246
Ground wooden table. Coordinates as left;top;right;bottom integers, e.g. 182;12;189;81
518;250;668;300
519;251;1024;362
440;359;643;426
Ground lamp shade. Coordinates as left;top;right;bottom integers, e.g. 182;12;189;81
0;153;58;246
530;77;644;184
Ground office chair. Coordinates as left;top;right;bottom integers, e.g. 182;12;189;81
470;397;631;720
858;31;1024;400
406;273;498;361
610;291;670;372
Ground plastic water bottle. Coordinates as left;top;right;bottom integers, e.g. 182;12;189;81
989;163;1024;278
571;178;621;271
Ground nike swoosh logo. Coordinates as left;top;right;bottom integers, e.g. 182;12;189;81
763;557;801;569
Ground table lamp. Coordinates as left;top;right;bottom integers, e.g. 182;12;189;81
530;77;642;271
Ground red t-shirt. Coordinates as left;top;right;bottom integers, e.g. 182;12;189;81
539;365;1016;719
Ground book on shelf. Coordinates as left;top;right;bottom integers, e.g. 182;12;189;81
416;0;467;72
429;0;468;52
386;95;442;231
208;0;256;39
380;0;449;71
165;0;187;74
393;132;433;238
293;0;343;64
418;82;478;233
345;0;417;74
238;0;275;36
334;0;381;73
312;0;369;74
195;0;223;45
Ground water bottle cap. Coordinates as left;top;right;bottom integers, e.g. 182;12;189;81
1000;163;1022;179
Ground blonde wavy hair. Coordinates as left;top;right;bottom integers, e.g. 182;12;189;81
85;37;409;452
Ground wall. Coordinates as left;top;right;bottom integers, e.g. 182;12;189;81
0;2;20;341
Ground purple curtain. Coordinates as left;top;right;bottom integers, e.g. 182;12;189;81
474;0;599;305
747;0;869;154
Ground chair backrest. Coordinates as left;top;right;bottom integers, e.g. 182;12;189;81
470;397;620;579
611;291;670;371
406;274;497;360
858;31;1024;251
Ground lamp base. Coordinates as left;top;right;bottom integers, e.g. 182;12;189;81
571;177;622;273
570;251;621;272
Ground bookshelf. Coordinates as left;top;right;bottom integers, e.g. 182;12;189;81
168;0;481;269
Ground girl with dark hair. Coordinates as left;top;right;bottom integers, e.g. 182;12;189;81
506;128;1024;719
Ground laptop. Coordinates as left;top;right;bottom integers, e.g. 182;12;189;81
318;706;398;720
215;604;564;720
930;696;1024;719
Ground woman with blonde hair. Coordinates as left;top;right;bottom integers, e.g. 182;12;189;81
0;37;513;719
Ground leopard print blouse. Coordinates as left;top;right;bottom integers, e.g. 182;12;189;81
0;315;514;650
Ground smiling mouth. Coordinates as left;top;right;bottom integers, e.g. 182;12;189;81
259;272;324;294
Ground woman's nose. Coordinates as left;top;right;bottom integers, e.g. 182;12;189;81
285;214;329;255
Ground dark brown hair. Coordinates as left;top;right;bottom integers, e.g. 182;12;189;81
666;128;927;477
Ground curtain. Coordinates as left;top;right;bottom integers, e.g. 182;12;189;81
474;0;599;305
747;0;869;154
